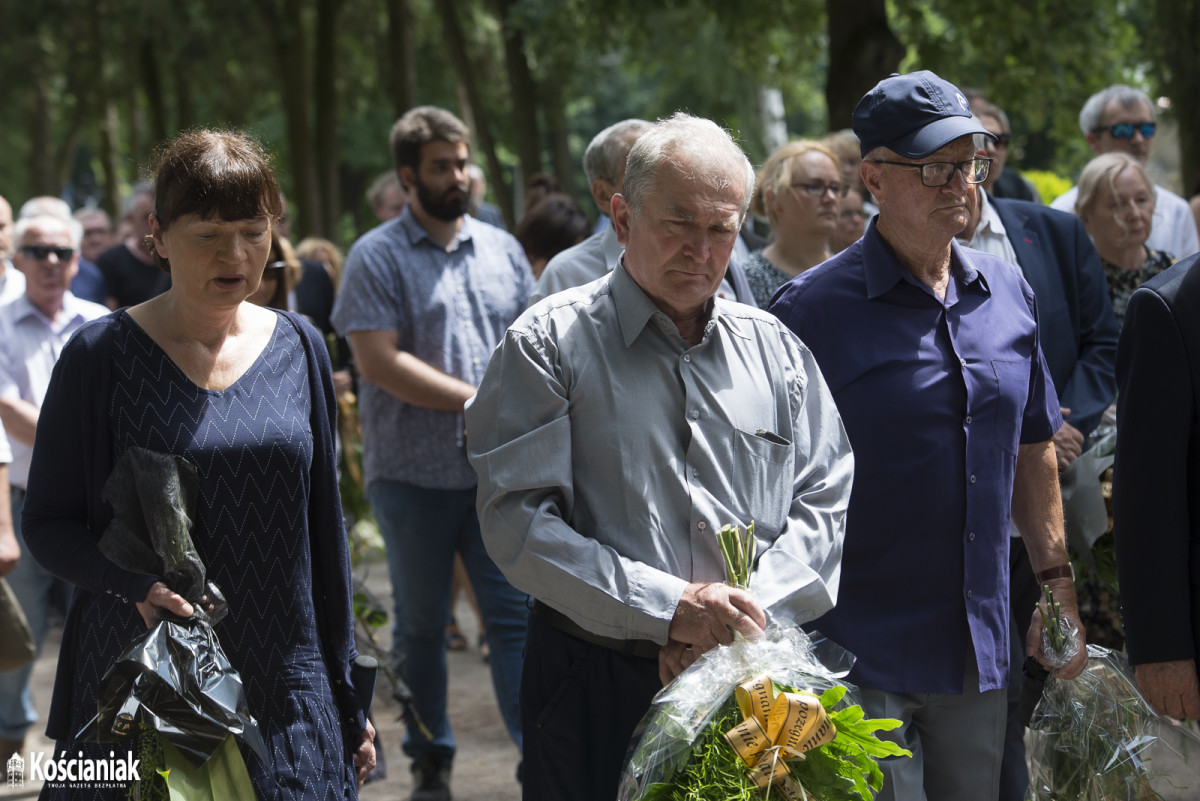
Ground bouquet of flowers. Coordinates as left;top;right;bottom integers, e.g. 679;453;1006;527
1027;644;1200;800
618;523;910;801
1027;587;1200;800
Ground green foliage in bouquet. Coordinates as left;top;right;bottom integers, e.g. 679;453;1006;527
637;682;908;801
718;522;755;590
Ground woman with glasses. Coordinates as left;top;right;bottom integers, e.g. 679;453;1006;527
744;141;842;308
1076;152;1175;326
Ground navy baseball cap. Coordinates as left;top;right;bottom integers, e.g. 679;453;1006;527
853;70;995;159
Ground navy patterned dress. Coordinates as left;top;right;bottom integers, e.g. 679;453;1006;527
39;312;355;800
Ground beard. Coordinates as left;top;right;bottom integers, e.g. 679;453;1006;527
414;176;470;222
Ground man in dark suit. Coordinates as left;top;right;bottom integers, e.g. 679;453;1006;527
958;187;1119;801
1113;255;1200;719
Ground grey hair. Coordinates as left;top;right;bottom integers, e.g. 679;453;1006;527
582;119;654;185
973;101;1010;134
1079;85;1154;135
366;169;402;207
14;213;83;251
621;113;755;221
18;196;72;222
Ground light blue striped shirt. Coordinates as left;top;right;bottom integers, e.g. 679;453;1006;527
332;208;533;490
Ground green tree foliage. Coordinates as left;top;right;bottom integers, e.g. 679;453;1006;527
0;0;1182;242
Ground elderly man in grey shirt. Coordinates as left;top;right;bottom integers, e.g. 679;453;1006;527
466;112;853;801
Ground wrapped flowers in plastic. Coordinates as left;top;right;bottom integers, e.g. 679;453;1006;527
78;446;267;797
617;624;910;801
1028;644;1200;800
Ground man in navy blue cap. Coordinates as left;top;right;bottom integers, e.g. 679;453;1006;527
770;70;1089;800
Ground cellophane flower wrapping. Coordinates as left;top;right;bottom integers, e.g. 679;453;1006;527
618;625;907;801
1028;644;1200;800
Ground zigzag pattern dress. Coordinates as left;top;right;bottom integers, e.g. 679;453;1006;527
44;312;354;800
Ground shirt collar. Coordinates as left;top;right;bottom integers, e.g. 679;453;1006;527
611;257;720;348
861;216;990;301
965;191;1008;244
396;205;474;251
10;291;89;330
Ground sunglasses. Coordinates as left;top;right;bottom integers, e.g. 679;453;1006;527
989;133;1012;147
18;245;75;261
1092;122;1156;140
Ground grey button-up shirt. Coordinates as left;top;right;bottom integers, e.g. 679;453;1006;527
465;260;853;644
332;209;533;490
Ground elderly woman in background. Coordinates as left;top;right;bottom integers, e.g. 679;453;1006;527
831;186;868;253
744;141;843;308
22;129;374;799
1077;151;1175;325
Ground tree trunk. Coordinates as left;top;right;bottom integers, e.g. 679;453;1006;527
541;79;576;202
100;98;123;219
260;0;320;237
315;0;341;236
1156;0;1200;199
493;0;542;189
436;0;514;227
825;0;904;134
385;0;417;117
141;39;169;146
175;63;197;131
29;75;55;195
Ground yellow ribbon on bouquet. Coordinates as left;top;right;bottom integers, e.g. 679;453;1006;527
722;672;837;797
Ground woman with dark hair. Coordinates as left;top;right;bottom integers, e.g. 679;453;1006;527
248;229;303;311
514;193;590;278
22;128;375;799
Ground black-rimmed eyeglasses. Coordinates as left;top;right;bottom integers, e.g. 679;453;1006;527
1091;122;1156;140
790;181;848;199
18;245;75;261
261;259;288;277
867;157;992;187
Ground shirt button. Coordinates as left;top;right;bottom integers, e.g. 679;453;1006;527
965;415;972;425
691;467;699;477
969;475;977;484
966;590;973;599
457;284;465;292
968;531;976;542
690;410;700;420
683;354;691;363
698;521;707;530
960;358;966;367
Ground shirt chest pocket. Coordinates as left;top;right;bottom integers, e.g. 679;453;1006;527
991;359;1030;456
727;427;794;536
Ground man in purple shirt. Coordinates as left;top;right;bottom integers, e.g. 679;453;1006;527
770;71;1088;800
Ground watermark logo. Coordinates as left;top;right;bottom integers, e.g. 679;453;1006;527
22;750;141;789
6;750;23;788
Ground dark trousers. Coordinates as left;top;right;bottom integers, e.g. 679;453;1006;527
1000;538;1045;801
521;612;662;801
